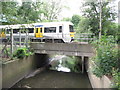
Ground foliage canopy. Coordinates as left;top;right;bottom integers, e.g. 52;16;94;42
1;0;64;24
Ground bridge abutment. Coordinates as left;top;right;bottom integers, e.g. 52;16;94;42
34;53;50;68
75;56;89;73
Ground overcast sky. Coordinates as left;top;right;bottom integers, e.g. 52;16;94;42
59;0;84;18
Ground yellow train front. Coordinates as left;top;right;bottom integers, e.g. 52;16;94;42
0;29;7;42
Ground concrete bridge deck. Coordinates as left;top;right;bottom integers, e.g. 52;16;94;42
30;42;94;57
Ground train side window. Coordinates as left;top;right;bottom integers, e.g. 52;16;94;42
6;29;11;34
40;28;42;32
59;26;62;33
13;29;19;33
28;28;34;33
44;28;49;33
21;29;26;33
44;27;56;33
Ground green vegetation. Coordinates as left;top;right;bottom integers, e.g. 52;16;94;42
80;1;119;89
82;1;116;36
61;56;81;73
91;35;119;89
112;69;120;89
2;47;11;57
13;48;33;59
1;0;64;24
50;56;81;73
71;15;81;30
91;35;118;77
62;1;118;39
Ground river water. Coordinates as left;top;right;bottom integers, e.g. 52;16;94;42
11;55;92;88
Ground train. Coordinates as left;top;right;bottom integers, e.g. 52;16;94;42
0;22;75;43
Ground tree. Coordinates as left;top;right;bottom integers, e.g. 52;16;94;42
71;15;81;29
1;0;64;24
1;2;19;24
82;1;116;36
17;2;43;23
77;17;91;33
42;0;63;21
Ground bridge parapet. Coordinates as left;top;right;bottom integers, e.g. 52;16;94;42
30;42;94;57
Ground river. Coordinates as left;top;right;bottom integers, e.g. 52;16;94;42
11;55;92;88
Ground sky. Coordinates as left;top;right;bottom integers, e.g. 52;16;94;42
60;0;84;18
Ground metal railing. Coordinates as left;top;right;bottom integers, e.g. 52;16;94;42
74;33;96;42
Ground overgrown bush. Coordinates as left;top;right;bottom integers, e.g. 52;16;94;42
112;69;120;90
91;35;118;77
13;48;33;59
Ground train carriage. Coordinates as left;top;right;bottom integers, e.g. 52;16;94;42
0;22;75;43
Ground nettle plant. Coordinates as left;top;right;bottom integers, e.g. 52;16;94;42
91;35;118;77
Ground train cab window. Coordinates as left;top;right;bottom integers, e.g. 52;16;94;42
40;28;42;32
69;25;74;32
44;27;56;33
59;26;62;33
36;28;38;33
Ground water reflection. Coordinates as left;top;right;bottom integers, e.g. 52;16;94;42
57;59;70;72
49;55;79;73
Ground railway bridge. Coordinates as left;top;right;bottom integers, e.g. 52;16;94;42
30;42;94;73
30;42;94;57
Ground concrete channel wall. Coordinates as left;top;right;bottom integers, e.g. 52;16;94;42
2;55;36;88
2;54;49;89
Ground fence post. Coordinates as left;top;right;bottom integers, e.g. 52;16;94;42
26;29;28;48
19;29;21;47
10;29;13;56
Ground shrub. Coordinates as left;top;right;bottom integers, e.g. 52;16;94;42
91;35;118;77
13;48;33;59
13;48;26;59
112;69;120;90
